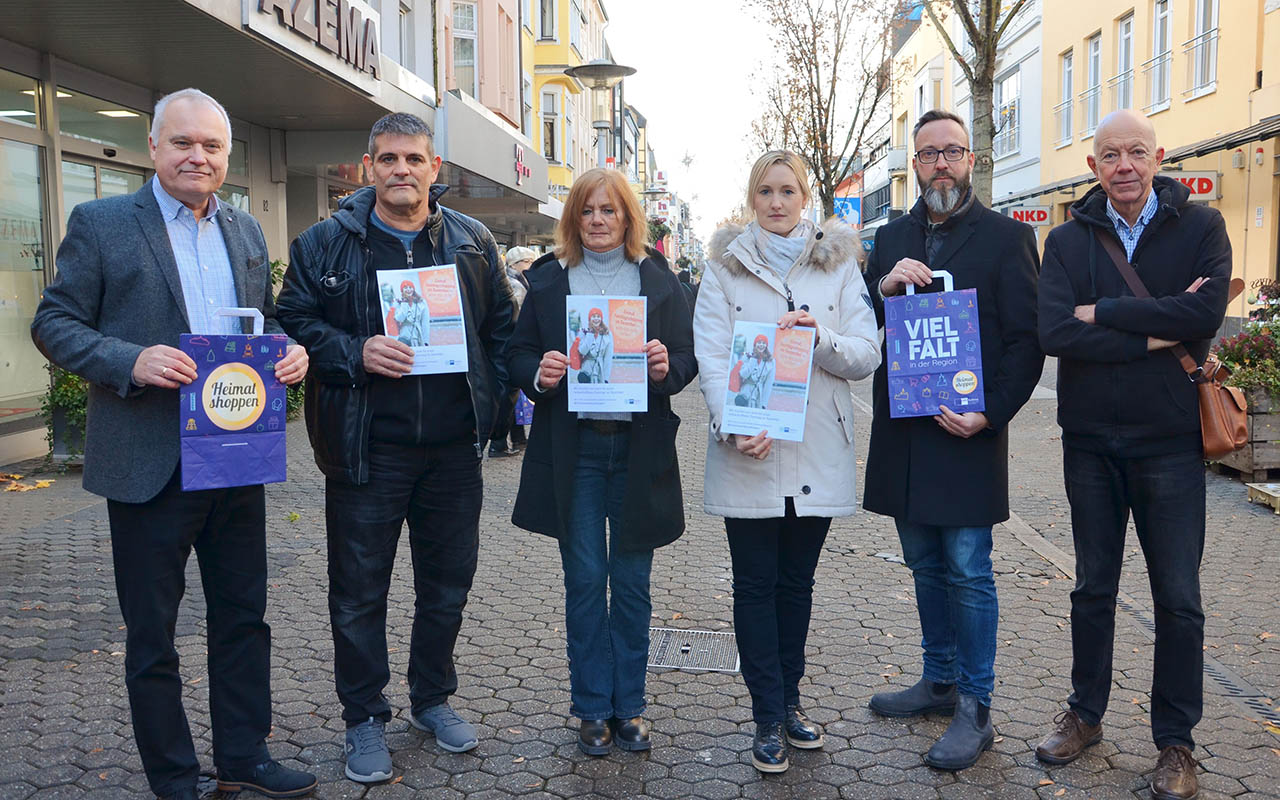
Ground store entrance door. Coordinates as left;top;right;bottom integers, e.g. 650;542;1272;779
61;158;148;226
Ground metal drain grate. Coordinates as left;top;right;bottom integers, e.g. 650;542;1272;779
648;628;739;672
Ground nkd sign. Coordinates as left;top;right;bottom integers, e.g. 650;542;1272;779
1005;205;1051;226
1166;170;1220;202
250;0;382;91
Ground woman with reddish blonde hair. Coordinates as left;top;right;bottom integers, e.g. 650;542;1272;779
508;167;697;756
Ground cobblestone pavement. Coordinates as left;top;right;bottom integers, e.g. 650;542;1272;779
2;372;1278;800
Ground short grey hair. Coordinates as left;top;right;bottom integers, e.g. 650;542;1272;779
368;112;435;157
151;88;233;153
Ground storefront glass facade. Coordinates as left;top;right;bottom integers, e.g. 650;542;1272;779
0;137;48;427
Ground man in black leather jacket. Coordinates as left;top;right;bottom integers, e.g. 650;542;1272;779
277;113;514;782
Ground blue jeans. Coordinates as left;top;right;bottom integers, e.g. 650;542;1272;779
559;427;653;720
895;520;998;704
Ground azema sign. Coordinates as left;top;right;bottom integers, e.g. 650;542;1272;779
247;0;382;95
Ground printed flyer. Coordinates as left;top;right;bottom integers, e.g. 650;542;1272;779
883;282;985;418
720;321;815;443
376;265;469;375
566;295;648;413
179;331;288;491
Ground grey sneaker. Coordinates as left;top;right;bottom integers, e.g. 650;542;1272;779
410;703;479;753
344;717;393;783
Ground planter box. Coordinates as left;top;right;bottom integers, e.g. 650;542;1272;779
1216;389;1280;480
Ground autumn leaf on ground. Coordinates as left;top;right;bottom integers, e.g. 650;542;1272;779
5;482;34;492
285;511;301;523
34;479;54;488
671;612;683;620
1260;632;1274;641
1038;779;1055;786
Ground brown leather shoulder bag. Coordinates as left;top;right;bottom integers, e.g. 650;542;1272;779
1093;229;1248;460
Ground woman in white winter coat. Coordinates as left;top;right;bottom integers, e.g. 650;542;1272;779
694;150;880;774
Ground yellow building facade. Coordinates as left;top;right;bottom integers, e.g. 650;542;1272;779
1031;0;1280;319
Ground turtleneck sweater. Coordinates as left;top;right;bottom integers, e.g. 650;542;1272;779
566;244;643;422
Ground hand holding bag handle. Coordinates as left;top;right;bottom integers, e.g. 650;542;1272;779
213;307;266;336
1093;229;1248;459
905;269;954;295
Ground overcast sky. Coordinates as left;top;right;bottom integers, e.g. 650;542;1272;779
603;0;773;242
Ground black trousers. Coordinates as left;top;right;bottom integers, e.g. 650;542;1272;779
725;499;831;723
106;470;271;797
325;439;482;726
1063;445;1206;750
489;389;517;444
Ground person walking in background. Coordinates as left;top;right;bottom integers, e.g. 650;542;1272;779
508;167;697;757
30;88;314;800
489;245;538;457
862;110;1043;771
696;150;880;774
276;112;514;783
1036;109;1232;800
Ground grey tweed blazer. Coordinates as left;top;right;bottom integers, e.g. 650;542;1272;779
31;179;284;503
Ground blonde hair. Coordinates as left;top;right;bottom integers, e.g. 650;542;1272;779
746;150;812;214
556;168;648;266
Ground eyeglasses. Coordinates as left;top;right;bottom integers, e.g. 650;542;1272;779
915;146;969;164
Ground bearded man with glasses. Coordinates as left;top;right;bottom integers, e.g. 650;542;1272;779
862;109;1044;771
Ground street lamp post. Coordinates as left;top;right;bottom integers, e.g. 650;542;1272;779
564;59;635;168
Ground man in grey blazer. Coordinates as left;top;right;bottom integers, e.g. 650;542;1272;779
31;89;315;800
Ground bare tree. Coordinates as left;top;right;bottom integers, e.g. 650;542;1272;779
920;0;1029;203
749;0;897;219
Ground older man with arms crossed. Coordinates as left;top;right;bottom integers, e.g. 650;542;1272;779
31;89;314;800
1036;109;1232;799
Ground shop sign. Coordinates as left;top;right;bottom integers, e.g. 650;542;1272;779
246;0;382;95
1167;170;1219;202
514;145;532;186
1005;205;1051;226
654;170;667;187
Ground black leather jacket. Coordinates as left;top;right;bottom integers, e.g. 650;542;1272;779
277;184;515;484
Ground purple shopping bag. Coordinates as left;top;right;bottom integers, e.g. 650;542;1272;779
514;390;534;426
179;308;288;491
883;270;985;418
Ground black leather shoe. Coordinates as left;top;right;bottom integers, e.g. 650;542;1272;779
868;677;957;718
924;695;995;771
609;716;651;751
216;758;317;797
784;704;824;749
578;718;613;756
751;721;789;773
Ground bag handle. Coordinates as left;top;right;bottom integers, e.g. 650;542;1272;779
1092;229;1243;381
905;269;953;295
213;307;265;336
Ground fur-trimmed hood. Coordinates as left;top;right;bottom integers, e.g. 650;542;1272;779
708;217;864;278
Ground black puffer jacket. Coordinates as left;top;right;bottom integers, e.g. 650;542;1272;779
277;185;515;484
1038;175;1232;456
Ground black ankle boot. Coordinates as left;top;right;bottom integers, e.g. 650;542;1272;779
609;716;651;751
924;695;995;770
578;718;612;756
783;704;824;749
751;721;789;773
868;677;957;718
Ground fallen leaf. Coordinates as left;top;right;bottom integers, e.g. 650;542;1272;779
1266;724;1280;736
1054;790;1065;797
34;480;54;488
672;612;683;620
285;511;301;523
513;756;525;763
1261;632;1274;641
189;677;202;685
99;773;107;780
1271;748;1280;758
391;776;403;784
1038;779;1055;786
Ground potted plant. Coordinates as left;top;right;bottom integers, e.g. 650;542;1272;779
40;364;87;467
1212;278;1280;480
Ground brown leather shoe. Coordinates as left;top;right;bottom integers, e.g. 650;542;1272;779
1034;710;1103;764
1151;745;1199;799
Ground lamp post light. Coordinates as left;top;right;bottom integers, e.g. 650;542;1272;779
564;59;635;168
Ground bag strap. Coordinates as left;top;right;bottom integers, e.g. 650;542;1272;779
1093;228;1205;378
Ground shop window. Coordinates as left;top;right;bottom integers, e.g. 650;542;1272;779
0;139;49;427
217;183;251;213
453;2;478;97
542;90;559;162
993;69;1020;159
57;88;149;150
228;138;249;180
0;69;40;129
61;160;146;229
399;2;415;71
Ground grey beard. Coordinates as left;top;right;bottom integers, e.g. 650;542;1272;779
924;183;963;216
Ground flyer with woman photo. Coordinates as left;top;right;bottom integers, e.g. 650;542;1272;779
565;295;648;413
375;265;469;375
720;320;815;442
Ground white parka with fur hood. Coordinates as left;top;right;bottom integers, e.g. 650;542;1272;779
695;218;880;519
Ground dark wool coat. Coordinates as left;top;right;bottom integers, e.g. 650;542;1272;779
509;249;697;551
862;196;1044;527
1038;175;1232;457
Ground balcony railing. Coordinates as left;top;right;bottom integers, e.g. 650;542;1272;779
1182;27;1218;98
1052;99;1073;148
1078;85;1101;137
1141;50;1172;113
886;146;907;175
1107;69;1134;111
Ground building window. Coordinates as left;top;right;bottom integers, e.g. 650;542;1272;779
570;0;584;54
1112;14;1133;110
1080;33;1101;137
1055;50;1073;147
916;84;925;119
539;0;555;40
522;0;531;31
1184;0;1218;98
1144;0;1173;113
522;74;533;135
993;69;1020;159
864;183;892;223
565;97;575;168
0;68;40;129
0;138;49;429
542;90;559;162
398;3;414;71
453;2;478;97
57;88;150;150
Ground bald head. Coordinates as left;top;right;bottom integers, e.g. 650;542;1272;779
1093;109;1157;156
